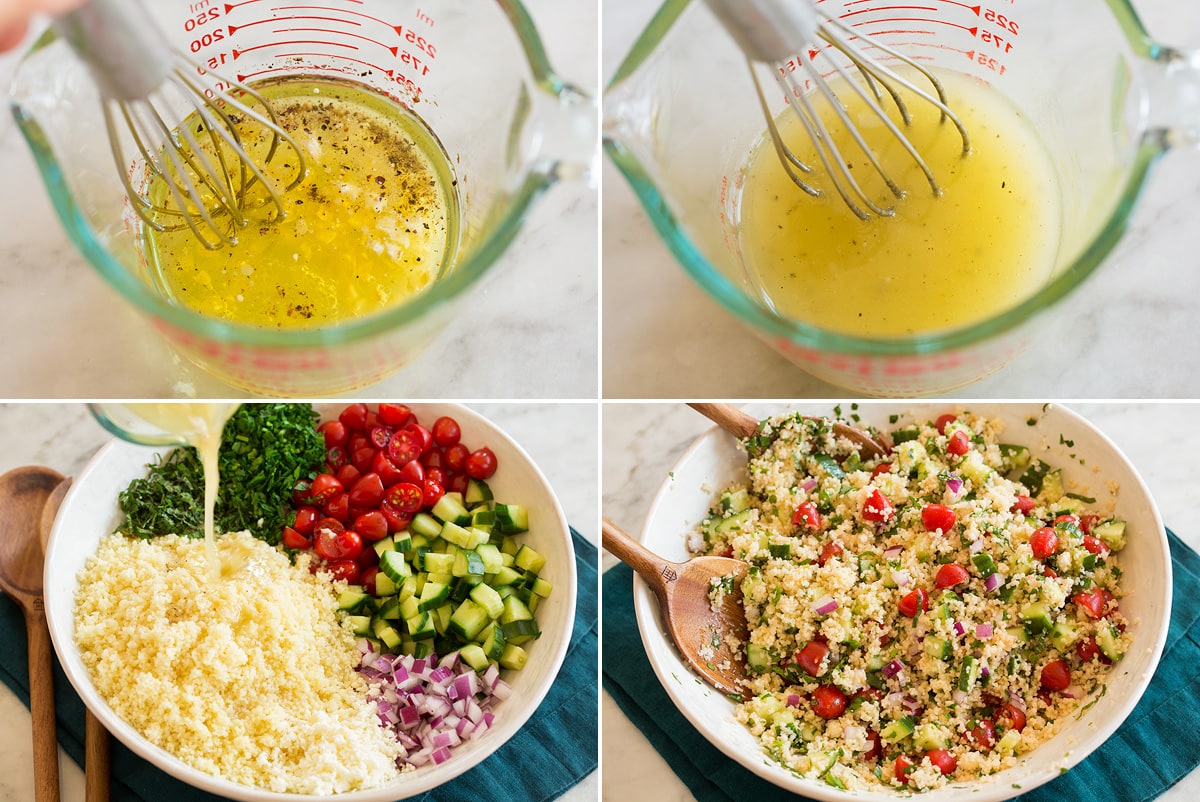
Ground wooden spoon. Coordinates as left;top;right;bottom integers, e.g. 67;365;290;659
0;466;67;802
602;517;750;695
688;402;887;459
38;479;110;802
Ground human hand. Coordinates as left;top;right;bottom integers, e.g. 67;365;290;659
0;0;87;52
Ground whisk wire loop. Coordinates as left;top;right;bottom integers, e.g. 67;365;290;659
749;64;821;198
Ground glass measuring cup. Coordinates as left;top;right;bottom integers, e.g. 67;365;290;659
11;1;594;396
88;402;239;446
604;0;1200;396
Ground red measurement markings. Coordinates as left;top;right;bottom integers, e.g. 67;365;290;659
276;4;397;32
231;38;356;59
228;15;362;33
223;0;365;11
249;26;400;55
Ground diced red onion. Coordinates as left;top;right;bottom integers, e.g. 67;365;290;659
969;538;985;556
953;621;966;638
882;659;905;679
787;694;802;708
802;478;818;492
884;691;904;709
980;662;991;678
1062;685;1083;699
892;569;911;587
946;476;964;496
1009;692;1027;711
883;545;904;561
984;573;1004;592
813;596;839;615
976;623;994;639
901;695;922;714
952;690;968;705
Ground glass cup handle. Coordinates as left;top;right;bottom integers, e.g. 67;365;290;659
535;84;598;186
1139;45;1200;149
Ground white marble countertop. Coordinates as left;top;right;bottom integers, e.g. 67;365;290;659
602;0;1200;398
0;401;598;802
0;0;597;399
601;401;1200;801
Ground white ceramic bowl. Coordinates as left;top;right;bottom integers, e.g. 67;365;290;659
634;402;1170;801
44;403;577;801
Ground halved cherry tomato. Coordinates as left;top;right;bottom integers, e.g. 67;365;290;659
372;452;406;486
403;423;433;455
336;464;362;489
377;403;411;427
281;526;312;550
947;429;970;456
863;729;883;761
795;639;829;677
1010;495;1037;515
387;429;423;466
1082;535;1110;556
338;403;369;433
326;446;349;472
322;491;350;523
426;466;448;487
347;433;370;455
368;425;394;450
862;489;894;522
353;511;389;542
792;500;822;530
1080;514;1100;534
1076;635;1101;663
935;563;969;589
319;420;348;449
325;559;360;584
421;448;444;469
381;506;413;534
315;525;361;561
1073;588;1113;619
935;414;957;435
895;755;916;784
817;541;843;567
432;416;462;447
995;703;1026;732
351;446;377;474
385;482;423;515
921;504;956;533
811;685;846;719
306;473;343;505
465;447;498;480
292;506;319;536
1030;527;1058;559
926;749;957;775
1055;514;1081;527
1043;565;1059;579
348;473;385;508
360;566;380;596
356;544;379;569
397;459;426;486
966;718;996;751
422;479;445;508
1040;659;1071;691
447;473;470;495
898;587;929;618
871;462;892;478
444;444;469;473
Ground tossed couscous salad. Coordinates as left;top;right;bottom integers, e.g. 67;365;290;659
693;411;1130;792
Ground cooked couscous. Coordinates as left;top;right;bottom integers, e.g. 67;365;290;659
694;411;1130;791
74;531;404;794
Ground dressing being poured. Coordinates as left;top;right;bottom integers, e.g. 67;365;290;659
125;403;240;580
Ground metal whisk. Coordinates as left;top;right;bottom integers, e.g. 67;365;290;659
706;0;971;220
52;0;306;249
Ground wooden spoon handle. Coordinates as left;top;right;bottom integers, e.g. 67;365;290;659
85;710;109;802
601;517;674;605
24;603;60;802
687;403;759;439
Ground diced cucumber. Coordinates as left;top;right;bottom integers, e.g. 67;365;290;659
768;543;791;559
500;536;520;556
858;551;881;582
481;624;507;660
439;522;475;549
372;618;403;649
396;575;418;603
373;536;397;558
392;531;413;552
924;636;952;661
471;508;496;532
1039;469;1065;503
500;594;534;625
999;443;1032;475
1018;459;1051;495
453;549;486;577
1006;626;1028;644
493;565;522;586
469;582;505;619
374;571;398;597
913;723;952;751
494;503;530;534
722;488;751;514
1093;520;1127;551
432;493;470;524
997;729;1021;755
1050;620;1080;651
477;543;504;574
959;655;980;692
337;586;371;612
501;618;540;645
891;426;920;444
498;643;528;670
399;596;421;621
423;551;455;575
410;513;442;538
433;603;452;635
418;581;451;612
880;716;916;744
459;644;489;671
514;545;546;574
529;576;553;598
1021;602;1053;637
715;508;754;535
380;550;412;583
746;643;771;672
465;479;494;506
377;596;402;620
972;553;996;578
450;599;491;641
347;615;373;637
1097;623;1125;661
406;612;437;641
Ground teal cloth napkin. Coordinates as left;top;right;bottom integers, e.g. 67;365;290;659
0;528;597;802
604;528;1200;802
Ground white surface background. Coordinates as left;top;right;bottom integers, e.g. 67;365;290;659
0;0;598;399
0;401;599;802
601;0;1200;399
601;402;1200;802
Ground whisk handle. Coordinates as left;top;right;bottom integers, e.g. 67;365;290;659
704;0;819;63
53;0;174;101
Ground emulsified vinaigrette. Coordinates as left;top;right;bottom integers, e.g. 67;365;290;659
737;70;1061;337
143;78;457;328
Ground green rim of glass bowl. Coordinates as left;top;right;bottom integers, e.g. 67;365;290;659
604;0;1168;358
10;0;568;350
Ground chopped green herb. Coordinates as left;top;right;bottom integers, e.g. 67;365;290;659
1059;434;1075;447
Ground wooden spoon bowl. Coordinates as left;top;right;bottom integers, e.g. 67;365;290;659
688;402;887;459
0;466;67;802
603;517;750;694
